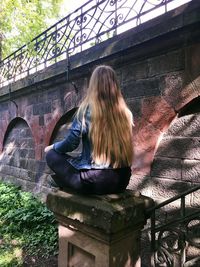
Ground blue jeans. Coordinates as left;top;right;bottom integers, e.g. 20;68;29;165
46;149;131;195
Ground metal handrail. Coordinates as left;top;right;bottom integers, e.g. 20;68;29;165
0;0;191;87
149;184;200;267
148;184;200;213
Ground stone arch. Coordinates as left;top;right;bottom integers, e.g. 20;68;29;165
139;97;200;267
2;117;31;146
149;96;200;200
130;96;200;201
0;117;36;189
44;96;80;149
49;108;82;157
50;108;77;143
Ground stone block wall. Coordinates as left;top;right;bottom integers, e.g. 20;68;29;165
1;119;35;181
150;101;200;200
0;81;84;194
0;0;199;201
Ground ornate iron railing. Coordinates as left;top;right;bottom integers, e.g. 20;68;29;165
0;0;191;87
149;185;200;267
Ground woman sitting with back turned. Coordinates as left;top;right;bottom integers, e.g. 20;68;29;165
45;65;134;195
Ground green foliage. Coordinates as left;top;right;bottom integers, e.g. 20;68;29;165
0;181;58;265
0;246;23;267
0;0;64;59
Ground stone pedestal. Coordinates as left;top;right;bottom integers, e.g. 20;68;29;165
47;189;153;267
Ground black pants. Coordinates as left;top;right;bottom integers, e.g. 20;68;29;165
46;149;131;195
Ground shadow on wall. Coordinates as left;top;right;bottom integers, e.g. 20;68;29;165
139;97;200;267
131;96;200;204
130;97;200;203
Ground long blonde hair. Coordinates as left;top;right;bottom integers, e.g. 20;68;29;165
78;65;133;168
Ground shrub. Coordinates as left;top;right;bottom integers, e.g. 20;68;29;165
0;181;58;265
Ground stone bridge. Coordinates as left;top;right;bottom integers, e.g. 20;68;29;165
0;0;199;201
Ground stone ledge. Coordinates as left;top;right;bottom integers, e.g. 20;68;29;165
1;0;200;100
47;189;153;238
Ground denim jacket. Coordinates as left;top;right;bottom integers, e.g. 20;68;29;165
53;108;108;170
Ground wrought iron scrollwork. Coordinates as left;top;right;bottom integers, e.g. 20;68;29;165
150;186;200;267
0;0;190;87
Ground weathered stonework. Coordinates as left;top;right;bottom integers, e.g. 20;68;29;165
0;0;199;203
47;189;153;267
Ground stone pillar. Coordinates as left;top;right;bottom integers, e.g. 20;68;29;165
47;189;153;267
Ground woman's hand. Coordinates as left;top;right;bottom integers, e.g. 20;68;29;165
44;144;54;153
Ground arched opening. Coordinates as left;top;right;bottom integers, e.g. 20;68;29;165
151;96;200;197
50;108;78;144
49;108;82;157
0;117;36;186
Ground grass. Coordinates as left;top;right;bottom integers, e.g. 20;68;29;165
0;181;58;266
